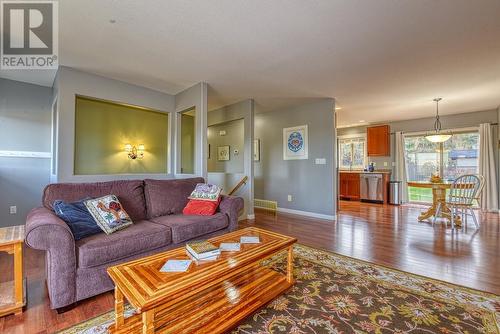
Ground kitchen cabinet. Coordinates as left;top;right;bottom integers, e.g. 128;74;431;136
367;125;390;156
339;172;360;200
339;171;391;203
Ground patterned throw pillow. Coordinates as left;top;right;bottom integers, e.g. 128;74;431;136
84;195;133;234
188;183;222;202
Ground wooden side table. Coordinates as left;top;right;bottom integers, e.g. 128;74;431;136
0;225;25;317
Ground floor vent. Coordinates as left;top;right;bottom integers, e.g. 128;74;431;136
254;199;277;211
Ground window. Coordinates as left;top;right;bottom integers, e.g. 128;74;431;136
338;137;366;170
404;136;439;182
404;131;479;202
443;132;479;181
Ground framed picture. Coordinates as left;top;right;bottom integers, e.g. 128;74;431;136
283;125;308;160
217;145;230;161
253;139;260;161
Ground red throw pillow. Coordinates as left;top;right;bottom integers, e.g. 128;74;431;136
183;198;220;216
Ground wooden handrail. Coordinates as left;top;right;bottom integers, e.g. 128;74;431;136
228;176;248;196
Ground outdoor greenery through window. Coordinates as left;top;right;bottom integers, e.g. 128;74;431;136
339;137;366;170
404;131;479;202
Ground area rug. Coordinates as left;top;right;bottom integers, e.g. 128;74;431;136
58;244;500;334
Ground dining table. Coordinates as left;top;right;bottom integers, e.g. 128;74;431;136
407;181;462;226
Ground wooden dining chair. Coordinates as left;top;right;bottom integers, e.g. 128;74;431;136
474;174;485;208
433;174;482;230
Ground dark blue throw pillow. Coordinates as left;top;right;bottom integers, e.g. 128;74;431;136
53;199;103;240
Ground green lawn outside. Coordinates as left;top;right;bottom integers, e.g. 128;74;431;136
408;186;433;203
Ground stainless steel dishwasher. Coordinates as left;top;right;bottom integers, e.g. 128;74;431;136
360;173;384;203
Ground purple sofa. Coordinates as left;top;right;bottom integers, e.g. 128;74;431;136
25;178;243;310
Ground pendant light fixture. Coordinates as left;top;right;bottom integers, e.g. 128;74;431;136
425;97;452;143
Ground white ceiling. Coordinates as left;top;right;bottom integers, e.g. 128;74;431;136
1;0;500;126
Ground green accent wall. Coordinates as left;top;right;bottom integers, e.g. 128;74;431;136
74;96;169;175
180;112;195;174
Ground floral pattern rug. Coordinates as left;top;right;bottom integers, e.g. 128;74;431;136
58;244;500;334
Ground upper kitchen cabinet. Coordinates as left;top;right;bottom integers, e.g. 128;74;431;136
367;125;390;156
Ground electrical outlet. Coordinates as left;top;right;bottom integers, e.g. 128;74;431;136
9;206;17;214
287;195;293;202
383;161;388;167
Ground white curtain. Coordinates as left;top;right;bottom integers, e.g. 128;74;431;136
394;131;408;203
479;123;499;211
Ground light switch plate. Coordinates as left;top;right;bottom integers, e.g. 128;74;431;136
383;161;388;167
315;158;326;165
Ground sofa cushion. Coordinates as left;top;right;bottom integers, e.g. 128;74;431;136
150;213;229;243
188;183;222;202
53;198;102;240
43;180;147;221
183;198;221;216
76;220;171;268
84;195;133;234
144;178;204;218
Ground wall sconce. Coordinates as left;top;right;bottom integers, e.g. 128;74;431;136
124;144;144;160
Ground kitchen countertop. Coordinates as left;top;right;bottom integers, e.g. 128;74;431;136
339;170;392;174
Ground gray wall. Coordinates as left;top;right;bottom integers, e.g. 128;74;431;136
254;98;336;217
0;78;52;227
208;99;254;219
208;119;245;173
175;82;208;178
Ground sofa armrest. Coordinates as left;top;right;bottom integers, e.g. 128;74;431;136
26;207;74;250
219;195;244;231
25;207;77;309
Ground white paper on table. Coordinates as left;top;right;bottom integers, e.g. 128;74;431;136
240;236;260;244
160;259;192;272
220;242;241;251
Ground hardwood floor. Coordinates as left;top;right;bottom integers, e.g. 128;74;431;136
0;200;499;333
244;201;500;294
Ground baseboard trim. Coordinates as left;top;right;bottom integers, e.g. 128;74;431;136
276;207;336;221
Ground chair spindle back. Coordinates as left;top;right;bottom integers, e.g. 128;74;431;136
448;174;481;206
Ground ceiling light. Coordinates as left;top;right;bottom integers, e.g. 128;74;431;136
359;120;365;123
335;107;342;110
425;98;452;143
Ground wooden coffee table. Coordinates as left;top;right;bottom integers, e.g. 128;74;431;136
107;227;297;334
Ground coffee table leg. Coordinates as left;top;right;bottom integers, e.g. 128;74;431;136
142;309;155;334
13;242;23;314
114;287;124;327
287;246;293;283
